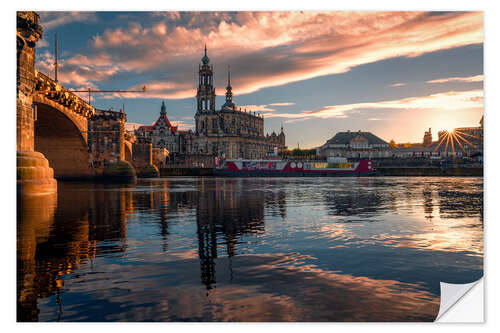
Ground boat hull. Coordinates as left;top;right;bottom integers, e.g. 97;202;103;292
214;170;374;177
215;159;375;177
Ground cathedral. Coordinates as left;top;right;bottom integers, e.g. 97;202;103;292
192;46;285;159
136;46;286;161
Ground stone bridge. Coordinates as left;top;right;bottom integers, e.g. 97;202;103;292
17;11;145;194
33;70;96;179
17;11;99;194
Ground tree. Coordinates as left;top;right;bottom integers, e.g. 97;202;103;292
389;139;397;148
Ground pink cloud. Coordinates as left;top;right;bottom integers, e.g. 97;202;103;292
268;102;295;106
388;83;406;87
40;11;483;100
39;12;97;30
238;102;294;112
265;89;483;121
427;74;483;84
125;122;144;131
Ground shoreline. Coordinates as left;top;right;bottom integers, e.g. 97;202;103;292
158;167;483;178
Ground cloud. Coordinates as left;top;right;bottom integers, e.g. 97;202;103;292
238;102;294;112
40;11;483;100
37;39;49;48
388;82;406;87
427;74;483;84
239;104;276;112
264;89;483;121
38;11;98;30
268;102;296;106
125;122;144;131
36;50;114;88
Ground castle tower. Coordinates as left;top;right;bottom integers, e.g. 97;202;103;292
196;45;216;113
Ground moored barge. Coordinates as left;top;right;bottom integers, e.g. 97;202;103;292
215;157;374;177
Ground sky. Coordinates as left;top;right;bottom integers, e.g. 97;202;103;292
34;11;484;149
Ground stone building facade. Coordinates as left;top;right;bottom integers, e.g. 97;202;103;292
132;137;153;170
88;109;126;170
191;47;285;159
135;101;182;154
320;130;391;159
423;128;432;147
135;47;286;162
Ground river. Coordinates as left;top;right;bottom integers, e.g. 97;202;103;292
17;177;483;322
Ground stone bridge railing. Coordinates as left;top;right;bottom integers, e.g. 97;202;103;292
34;70;96;119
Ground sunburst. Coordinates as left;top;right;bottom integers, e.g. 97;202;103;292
434;129;483;156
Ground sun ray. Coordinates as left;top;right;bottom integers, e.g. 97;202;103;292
454;131;477;149
444;133;451;153
453;133;468;154
454;129;483;142
449;132;456;154
434;132;448;152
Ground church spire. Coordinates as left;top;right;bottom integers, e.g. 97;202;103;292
222;65;235;110
202;44;210;65
160;101;166;115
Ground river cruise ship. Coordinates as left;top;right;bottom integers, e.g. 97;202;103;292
215;157;374;177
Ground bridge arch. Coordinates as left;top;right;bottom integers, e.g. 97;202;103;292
33;95;94;179
124;140;133;164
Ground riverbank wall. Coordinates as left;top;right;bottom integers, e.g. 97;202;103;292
158;166;482;177
375;166;483;177
159;168;215;176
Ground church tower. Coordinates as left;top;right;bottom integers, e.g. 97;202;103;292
196;45;216;113
221;65;236;110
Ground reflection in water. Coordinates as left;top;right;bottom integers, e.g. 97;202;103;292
17;193;57;322
196;179;266;289
17;177;483;321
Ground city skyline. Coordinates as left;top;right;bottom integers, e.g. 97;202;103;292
35;11;483;148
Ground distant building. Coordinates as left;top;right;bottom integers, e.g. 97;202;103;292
88;109;126;170
320;130;390;159
391;116;483;160
450;119;483;156
135;101;182;154
423;128;432;147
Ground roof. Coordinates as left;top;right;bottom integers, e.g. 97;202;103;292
137;125;153;132
325;131;388;145
153;113;178;133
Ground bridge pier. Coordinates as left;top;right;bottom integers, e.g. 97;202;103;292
17;12;56;195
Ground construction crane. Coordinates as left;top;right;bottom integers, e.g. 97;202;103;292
69;86;147;105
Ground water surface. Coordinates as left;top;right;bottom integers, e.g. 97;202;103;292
17;177;483;321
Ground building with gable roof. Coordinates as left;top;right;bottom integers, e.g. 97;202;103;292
320;130;391;159
135;101;182;154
